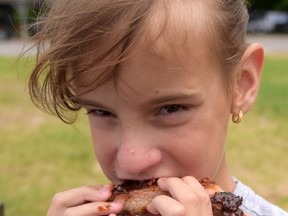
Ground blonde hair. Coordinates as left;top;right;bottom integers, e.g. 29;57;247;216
29;0;249;123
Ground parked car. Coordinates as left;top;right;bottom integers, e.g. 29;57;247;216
247;11;288;33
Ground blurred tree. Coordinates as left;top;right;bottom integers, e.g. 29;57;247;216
248;0;288;11
274;0;288;10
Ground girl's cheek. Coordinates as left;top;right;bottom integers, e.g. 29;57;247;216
89;117;118;131
91;129;119;170
94;143;117;181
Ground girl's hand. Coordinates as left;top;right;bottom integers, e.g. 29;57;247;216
47;184;123;216
147;176;213;216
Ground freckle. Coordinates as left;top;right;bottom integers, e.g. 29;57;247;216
154;90;159;94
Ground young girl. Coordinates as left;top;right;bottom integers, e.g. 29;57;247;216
28;0;288;215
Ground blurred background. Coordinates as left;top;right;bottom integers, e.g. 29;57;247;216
0;0;287;39
247;0;288;33
0;0;287;216
0;0;44;40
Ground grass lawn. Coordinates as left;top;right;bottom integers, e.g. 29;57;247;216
0;55;287;215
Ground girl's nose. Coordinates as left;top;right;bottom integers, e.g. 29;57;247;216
116;130;162;178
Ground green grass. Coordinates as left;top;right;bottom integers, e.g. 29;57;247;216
0;57;108;216
0;55;287;215
227;55;288;210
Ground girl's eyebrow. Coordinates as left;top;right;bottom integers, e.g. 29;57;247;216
74;97;107;108
147;92;203;105
75;92;203;108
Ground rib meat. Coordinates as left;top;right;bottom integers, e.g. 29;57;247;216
109;177;247;216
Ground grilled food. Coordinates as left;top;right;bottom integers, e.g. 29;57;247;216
109;177;247;216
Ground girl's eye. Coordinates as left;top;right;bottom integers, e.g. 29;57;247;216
87;109;116;118
157;104;190;115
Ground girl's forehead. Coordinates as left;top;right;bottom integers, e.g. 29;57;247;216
133;0;216;64
129;34;209;73
76;0;220;89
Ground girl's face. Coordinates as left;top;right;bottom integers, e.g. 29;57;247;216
78;40;233;188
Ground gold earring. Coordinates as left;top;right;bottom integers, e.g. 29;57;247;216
232;110;243;124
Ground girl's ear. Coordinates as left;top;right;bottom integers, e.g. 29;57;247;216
231;43;264;116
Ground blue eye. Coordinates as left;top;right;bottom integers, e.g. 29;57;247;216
87;109;116;118
157;104;190;115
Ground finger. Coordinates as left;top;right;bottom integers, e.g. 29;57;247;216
147;195;184;216
181;176;207;193
55;184;113;207
181;176;212;204
158;177;211;205
150;177;213;215
148;193;213;216
158;176;200;193
63;202;122;216
47;184;113;216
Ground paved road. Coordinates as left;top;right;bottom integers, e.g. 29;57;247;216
0;39;36;57
247;34;288;55
0;34;288;57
